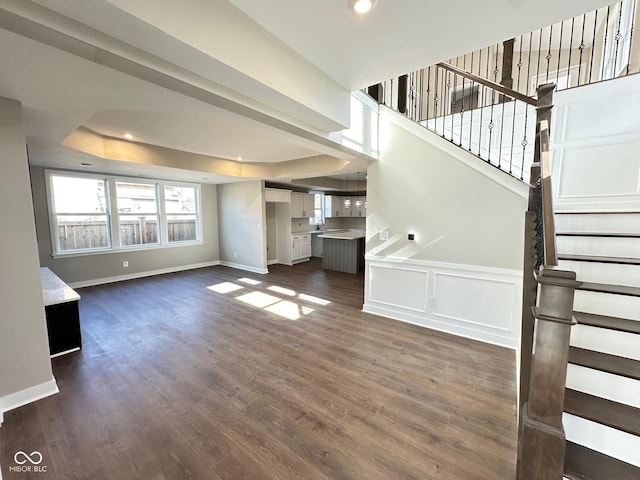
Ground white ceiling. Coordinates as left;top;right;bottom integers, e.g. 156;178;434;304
0;0;611;186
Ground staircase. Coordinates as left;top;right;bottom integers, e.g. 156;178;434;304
556;211;640;479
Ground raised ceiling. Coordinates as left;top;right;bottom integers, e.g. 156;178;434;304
0;0;611;185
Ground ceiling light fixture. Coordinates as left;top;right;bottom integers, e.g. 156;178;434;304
349;0;376;14
343;173;351;208
236;155;243;161
122;132;134;140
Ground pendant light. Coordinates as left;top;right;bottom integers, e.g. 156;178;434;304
354;172;362;208
343;173;351;208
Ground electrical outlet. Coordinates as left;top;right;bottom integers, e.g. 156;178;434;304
123;261;129;268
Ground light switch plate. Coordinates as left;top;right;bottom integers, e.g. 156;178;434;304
379;230;389;241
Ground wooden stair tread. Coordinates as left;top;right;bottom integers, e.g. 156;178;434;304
577;282;640;297
558;254;640;265
574;312;640;334
564;389;640;436
569;347;640;380
557;232;640;238
565;441;640;480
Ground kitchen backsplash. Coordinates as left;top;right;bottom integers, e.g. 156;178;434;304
291;216;365;233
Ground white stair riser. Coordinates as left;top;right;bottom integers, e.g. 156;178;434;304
570;324;640;361
573;290;640;321
558;260;640;287
555;213;640;234
563;413;640;467
566;364;640;408
557;236;640;258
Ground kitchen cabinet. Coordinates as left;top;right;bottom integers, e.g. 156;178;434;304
265;188;291;203
351;197;367;217
291;193;315;218
325;195;348;217
291;234;312;262
325;195;366;217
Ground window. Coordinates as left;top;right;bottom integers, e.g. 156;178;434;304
47;171;202;256
50;174;111;253
164;185;198;242
309;193;324;226
116;181;159;246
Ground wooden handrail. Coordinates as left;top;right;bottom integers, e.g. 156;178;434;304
539;122;558;266
436;62;538;106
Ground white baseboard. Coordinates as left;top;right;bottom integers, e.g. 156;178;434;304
68;261;221;288
0;378;59;426
364;256;522;349
219;261;268;275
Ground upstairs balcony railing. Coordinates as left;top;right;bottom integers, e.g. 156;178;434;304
368;0;638;183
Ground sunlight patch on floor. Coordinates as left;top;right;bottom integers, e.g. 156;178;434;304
299;293;331;306
236;291;281;308
207;277;330;321
207;282;243;294
268;285;296;296
265;301;314;320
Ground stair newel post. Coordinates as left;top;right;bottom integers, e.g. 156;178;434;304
517;268;579;479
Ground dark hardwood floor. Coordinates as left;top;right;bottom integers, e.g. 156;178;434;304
0;258;517;479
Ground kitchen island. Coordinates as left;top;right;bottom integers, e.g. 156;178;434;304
317;231;365;274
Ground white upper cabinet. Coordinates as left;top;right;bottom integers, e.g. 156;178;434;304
291;192;315;218
265;188;291;203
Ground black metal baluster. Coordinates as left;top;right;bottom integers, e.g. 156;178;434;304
612;1;625;75
601;6;611;80
459;75;465;146
498;91;507;172
526;32;534;96
433;67;440;133
419;67;425;121
545;24;553;82
628;0;637;75
478;47;484;156
577;14;587;86
469;51;475;151
557;20;564;87
535;27;543;89
493;43;500;83
588;10;599;84
567;17;576;86
426;67;431;122
487;84;496;164
452;70;457;143
521;102;529;171
514;36;524;177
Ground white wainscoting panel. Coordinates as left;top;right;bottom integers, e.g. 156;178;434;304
434;273;515;333
368;265;428;312
551;75;640;211
363;257;522;349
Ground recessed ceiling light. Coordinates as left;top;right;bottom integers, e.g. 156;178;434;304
79;162;92;167
236;155;243;161
122;132;134;140
349;0;376;14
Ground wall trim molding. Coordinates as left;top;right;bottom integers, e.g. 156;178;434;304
219;261;269;275
68;261;221;288
364;256;522;349
0;378;58;426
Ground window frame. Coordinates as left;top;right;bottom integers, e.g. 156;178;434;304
46;170;203;258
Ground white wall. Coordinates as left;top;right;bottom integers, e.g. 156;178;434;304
0;98;57;423
551;74;640;211
364;107;528;348
217;180;267;273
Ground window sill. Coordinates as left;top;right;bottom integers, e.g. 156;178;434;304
51;240;205;259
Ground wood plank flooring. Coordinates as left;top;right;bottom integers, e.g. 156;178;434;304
0;259;517;479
